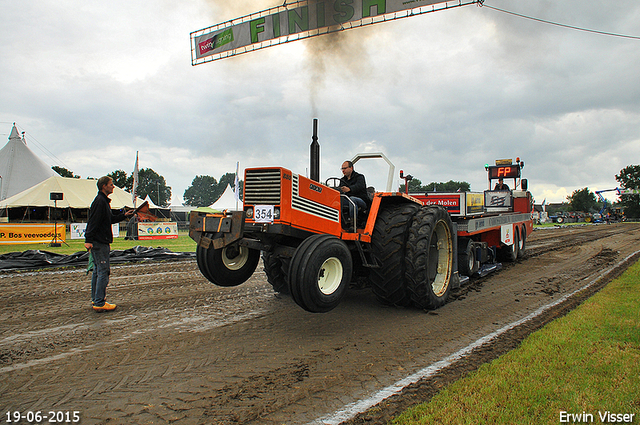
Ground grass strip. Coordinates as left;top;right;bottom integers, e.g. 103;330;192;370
393;261;640;425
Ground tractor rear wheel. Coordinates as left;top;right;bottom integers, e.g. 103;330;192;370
405;206;454;310
288;234;352;313
198;242;260;287
262;251;290;294
368;202;420;306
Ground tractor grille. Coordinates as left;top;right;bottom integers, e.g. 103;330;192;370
244;169;281;205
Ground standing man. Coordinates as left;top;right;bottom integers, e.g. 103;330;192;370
85;176;133;312
339;160;368;225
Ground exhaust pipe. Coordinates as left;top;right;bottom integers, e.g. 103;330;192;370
310;118;320;182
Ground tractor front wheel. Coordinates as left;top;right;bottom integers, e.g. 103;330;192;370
288;234;352;313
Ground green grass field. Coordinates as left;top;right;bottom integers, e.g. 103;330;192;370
393;260;640;425
0;231;197;256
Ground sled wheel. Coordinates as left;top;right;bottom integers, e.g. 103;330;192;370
458;238;478;277
499;229;519;262
199;243;260;287
517;226;526;258
196;238;215;283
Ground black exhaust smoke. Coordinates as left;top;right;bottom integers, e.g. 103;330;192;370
310;118;320;182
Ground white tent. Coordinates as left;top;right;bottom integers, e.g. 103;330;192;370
209;184;240;211
0;123;58;200
0;176;145;209
143;195;159;209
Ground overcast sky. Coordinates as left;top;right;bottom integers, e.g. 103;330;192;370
1;0;639;205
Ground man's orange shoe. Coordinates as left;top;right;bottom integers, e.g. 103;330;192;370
93;302;117;312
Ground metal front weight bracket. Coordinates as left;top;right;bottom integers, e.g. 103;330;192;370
190;210;245;250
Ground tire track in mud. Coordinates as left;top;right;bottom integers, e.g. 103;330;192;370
0;263;277;370
338;227;640;424
449;224;629;303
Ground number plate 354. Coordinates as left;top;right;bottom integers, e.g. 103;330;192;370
254;205;274;223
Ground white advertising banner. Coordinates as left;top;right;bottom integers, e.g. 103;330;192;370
70;223;120;240
138;222;178;240
192;0;475;64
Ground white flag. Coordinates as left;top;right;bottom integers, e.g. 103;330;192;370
132;151;139;207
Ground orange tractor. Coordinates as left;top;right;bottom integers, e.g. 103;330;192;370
190;124;533;313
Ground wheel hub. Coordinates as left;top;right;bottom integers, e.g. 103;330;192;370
222;246;249;270
317;257;343;295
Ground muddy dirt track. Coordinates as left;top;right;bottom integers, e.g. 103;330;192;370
1;223;640;425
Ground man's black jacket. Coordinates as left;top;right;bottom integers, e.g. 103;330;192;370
85;191;126;245
339;170;369;204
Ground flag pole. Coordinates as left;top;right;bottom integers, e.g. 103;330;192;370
234;161;240;211
132;151;139;208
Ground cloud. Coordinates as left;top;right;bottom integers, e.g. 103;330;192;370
1;0;639;205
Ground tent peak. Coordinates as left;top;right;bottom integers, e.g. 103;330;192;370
8;123;27;146
9;123;21;142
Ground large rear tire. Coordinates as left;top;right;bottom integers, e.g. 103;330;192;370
198;243;260;287
262;251;290;294
405;206;454;310
288;234;353;313
368;203;420;306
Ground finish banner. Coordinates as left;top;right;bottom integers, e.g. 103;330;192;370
191;0;476;64
0;224;66;245
138;222;178;240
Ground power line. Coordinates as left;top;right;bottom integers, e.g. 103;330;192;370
13;123;71;170
480;3;640;40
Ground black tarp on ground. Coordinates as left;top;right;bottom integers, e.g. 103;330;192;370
0;246;195;271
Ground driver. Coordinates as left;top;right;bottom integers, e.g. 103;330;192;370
339;160;368;223
494;178;510;191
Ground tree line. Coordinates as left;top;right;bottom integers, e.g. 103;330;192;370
51;166;241;208
566;165;640;218
399;177;471;194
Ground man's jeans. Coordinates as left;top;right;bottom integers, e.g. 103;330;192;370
90;242;111;307
342;196;367;222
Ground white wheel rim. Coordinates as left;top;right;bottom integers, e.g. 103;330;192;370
222;246;249;270
317;257;343;295
432;220;453;297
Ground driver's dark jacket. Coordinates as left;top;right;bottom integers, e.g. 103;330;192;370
339;170;368;204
